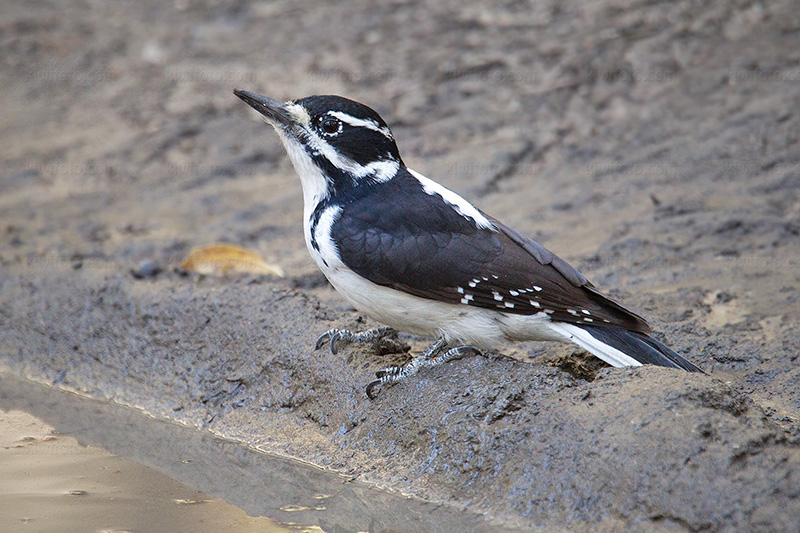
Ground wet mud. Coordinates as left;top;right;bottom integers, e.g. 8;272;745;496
2;0;800;530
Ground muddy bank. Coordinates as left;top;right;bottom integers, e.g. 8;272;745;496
0;373;504;533
2;268;800;530
2;0;800;530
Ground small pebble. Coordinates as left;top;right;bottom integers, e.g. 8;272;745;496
131;259;162;279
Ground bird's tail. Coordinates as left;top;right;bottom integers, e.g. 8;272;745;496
546;323;704;373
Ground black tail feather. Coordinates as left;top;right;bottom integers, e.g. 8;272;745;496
580;325;704;373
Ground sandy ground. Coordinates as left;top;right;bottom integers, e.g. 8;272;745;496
2;0;800;530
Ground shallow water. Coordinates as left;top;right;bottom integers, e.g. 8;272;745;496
0;373;503;533
0;409;288;533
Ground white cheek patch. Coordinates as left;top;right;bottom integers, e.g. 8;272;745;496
276;103;401;183
328;111;394;140
304;127;399;182
360;160;400;182
407;168;496;231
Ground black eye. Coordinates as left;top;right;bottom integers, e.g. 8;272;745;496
321;117;340;134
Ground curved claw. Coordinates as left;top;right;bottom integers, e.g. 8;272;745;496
366;379;383;399
329;332;341;355
314;330;332;351
314;329;342;354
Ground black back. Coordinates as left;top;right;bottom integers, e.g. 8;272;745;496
328;167;652;333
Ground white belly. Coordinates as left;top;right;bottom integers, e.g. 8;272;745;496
322;266;566;349
304;203;567;349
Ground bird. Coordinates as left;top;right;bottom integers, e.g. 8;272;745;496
233;89;703;398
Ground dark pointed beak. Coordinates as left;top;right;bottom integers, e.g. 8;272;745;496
233;89;292;126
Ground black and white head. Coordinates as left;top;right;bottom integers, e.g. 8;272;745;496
234;90;402;203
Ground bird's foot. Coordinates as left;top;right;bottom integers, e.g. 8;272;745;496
366;339;481;399
315;326;397;355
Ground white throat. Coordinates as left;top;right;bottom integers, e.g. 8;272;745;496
275;128;329;221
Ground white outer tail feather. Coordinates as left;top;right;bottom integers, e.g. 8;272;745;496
546;322;643;368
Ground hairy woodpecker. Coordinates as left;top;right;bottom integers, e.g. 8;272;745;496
233;89;703;398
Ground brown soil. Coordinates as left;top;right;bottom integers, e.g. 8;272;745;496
2;0;800;530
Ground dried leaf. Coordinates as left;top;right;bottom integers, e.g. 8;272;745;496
180;244;284;277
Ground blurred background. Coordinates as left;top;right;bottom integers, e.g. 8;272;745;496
2;0;800;531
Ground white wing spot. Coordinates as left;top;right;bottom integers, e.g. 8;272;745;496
491;274;499;279
582;309;591;315
461;297;469;304
584;317;594;322
468;281;477;288
529;300;541;308
482;277;489;281
533;286;543;292
504;302;515;308
457;287;464;294
544;309;555;314
465;295;474;301
568;309;578;315
509;290;519;296
493;292;503;301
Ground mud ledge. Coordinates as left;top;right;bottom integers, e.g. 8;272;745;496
2;268;800;530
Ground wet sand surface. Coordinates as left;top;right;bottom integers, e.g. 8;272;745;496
0;401;288;532
0;373;508;533
2;0;800;530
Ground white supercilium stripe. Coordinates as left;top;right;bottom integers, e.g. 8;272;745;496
407;168;496;230
304;126;399;182
279;103;398;182
328;111;394;139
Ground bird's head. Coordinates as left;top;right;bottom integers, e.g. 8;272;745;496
234;90;402;199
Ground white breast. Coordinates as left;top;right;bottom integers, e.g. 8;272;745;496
305;204;344;273
305;195;567;348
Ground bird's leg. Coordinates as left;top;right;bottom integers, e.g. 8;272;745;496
315;326;396;355
366;338;481;399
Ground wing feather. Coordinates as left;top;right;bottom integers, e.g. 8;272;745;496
330;168;650;333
